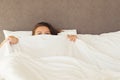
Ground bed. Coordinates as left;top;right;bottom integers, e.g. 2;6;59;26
0;30;120;80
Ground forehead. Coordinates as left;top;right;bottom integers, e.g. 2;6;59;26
35;26;50;31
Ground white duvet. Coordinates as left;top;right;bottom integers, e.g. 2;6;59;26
0;32;120;80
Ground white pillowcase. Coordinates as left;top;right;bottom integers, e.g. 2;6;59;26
3;30;32;38
58;29;77;35
3;29;77;38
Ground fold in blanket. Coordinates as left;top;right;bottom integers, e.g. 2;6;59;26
0;35;120;80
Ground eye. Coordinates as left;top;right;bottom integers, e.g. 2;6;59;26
45;33;51;35
38;33;42;35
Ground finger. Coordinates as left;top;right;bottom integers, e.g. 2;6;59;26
72;38;76;42
70;37;74;42
72;37;77;42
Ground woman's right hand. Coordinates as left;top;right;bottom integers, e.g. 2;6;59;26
8;36;19;44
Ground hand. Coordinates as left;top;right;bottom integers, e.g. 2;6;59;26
7;36;19;44
67;35;77;42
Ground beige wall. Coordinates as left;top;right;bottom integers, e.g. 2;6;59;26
0;0;120;42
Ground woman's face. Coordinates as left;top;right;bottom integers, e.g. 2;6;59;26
34;26;51;35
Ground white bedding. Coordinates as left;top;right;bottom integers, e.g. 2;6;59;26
0;33;120;80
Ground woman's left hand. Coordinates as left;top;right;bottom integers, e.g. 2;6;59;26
67;35;78;42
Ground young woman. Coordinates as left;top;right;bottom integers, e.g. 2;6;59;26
0;22;77;47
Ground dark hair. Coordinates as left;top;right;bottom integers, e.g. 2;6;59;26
32;22;60;35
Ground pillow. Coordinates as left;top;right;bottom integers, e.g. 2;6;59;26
3;29;77;38
58;29;77;35
3;30;32;38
